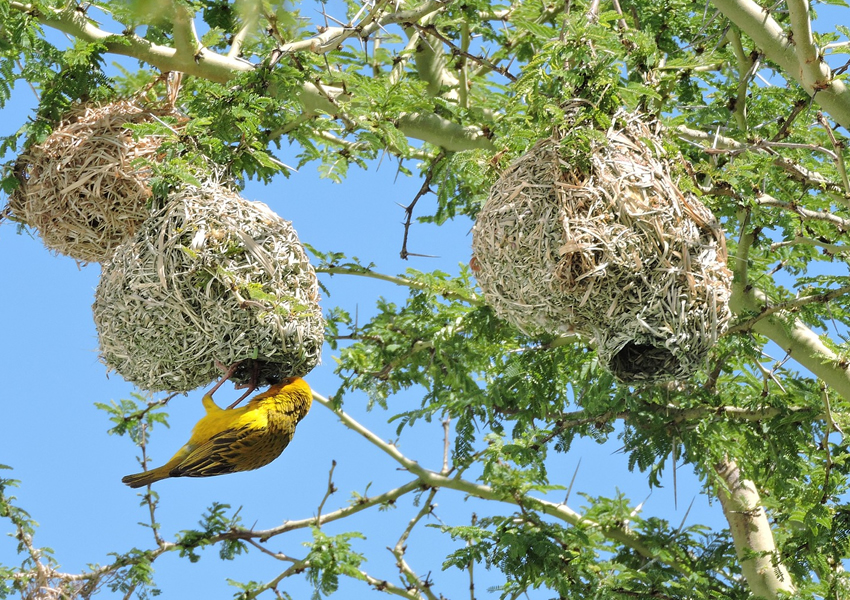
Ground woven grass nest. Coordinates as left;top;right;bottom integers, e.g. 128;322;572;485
93;181;324;392
7;100;178;263
471;108;732;383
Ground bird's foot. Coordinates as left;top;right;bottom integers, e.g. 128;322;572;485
208;360;245;400
227;387;255;409
226;359;260;409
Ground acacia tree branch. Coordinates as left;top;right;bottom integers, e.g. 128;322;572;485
277;0;444;55
217;480;424;542
726;27;751;130
411;22;517;83
709;0;850;128
391;488;440;600
770;236;850;255
172;2;200;58
545;404;821;431
730;281;850;401
407;14;459;100
309;390;688;573
228;0;261;59
315;264;482;303
816;112;850;195
723;207;850;401
786;0;829;93
714;459;796;599
397;113;494;151
10;2;252;81
400;152;444;259
8;1;493;152
726;284;850;334
728;218;850;402
755;193;850;232
361;570;428;600
677;126;846;197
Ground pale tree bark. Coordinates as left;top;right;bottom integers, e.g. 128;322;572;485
730;213;850;402
710;0;850;128
714;459;796;599
8;1;494;151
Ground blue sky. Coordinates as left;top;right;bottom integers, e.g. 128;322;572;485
2;1;848;598
0;113;722;600
0;81;720;600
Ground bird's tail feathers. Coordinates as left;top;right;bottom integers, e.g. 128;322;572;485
121;466;172;489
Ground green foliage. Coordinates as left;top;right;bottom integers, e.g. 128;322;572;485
176;503;248;563
0;8;109;159
440;506;747;599
105;548;162;599
302;527;366;599
4;0;850;598
0;468;39;553
95;393;171;444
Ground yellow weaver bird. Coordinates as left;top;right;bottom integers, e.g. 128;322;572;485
122;374;312;488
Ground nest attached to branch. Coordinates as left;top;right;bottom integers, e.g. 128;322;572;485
7;100;178;263
471;108;731;383
93;181;324;392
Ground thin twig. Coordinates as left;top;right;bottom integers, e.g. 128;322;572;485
315;264;480;303
411;23;517;82
771;98;809;142
458;22;470;109
820;384;837;505
245;538;296;561
468;513;477;600
0;204;12;226
14;58;40;100
677;125;846;195
124;392;179;426
755;194;850;233
362;569;427;600
391;488;440;600
770;236;849;255
217;480;423;542
315;460;338;525
817;112;850;196
442;418;451;474
672;437;678;510
564;458;581;505
400;152;445;260
273;0;443;55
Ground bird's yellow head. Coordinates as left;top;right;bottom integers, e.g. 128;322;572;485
277;376;311;395
262;376;312;410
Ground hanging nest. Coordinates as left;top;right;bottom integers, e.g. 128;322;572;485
93;181;324;392
471;107;731;383
6;100;179;263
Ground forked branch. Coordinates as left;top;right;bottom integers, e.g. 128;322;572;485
710;0;850;128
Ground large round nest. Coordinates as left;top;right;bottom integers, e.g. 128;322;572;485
93;181;324;392
471;108;731;383
7;100;178;263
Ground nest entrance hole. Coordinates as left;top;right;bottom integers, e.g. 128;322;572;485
607;341;678;382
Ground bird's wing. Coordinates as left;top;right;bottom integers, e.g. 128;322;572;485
168;421;291;478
